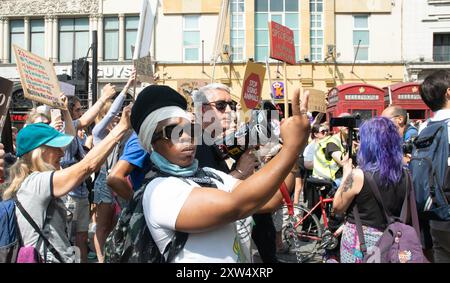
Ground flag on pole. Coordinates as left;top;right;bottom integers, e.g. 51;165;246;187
133;0;158;60
211;0;230;63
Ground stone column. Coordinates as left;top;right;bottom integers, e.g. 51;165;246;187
52;16;58;62
24;17;30;51
3;18;10;63
118;13;125;61
0;18;5;63
97;14;104;61
44;16;52;60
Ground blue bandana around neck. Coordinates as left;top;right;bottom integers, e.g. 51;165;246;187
150;151;199;177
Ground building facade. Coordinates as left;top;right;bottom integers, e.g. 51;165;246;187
0;0;449;126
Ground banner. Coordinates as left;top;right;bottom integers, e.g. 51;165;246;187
13;45;66;110
307;89;327;113
0;77;13;134
240;61;266;116
133;0;158;60
269;21;296;65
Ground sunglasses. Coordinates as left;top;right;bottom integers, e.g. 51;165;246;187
204;100;236;112
152;123;201;143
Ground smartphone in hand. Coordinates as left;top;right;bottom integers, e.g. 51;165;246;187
50;109;62;123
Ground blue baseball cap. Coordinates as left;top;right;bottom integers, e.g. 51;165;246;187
16;123;74;157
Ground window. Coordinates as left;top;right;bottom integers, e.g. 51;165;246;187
230;0;245;61
125;16;139;60
10;20;24;63
310;0;323;61
353;15;369;61
254;0;300;62
183;15;200;62
433;33;450;62
59;18;89;63
104;17;119;61
30;19;45;58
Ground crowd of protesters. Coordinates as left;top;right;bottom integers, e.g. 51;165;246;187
1;68;450;263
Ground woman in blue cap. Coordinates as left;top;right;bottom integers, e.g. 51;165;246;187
2;105;131;263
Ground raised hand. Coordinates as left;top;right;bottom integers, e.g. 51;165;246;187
280;88;310;153
118;103;132;131
101;83;117;101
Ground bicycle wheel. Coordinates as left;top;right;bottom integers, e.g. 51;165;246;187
277;204;323;262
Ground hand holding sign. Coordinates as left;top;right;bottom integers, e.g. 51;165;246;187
13;45;66;110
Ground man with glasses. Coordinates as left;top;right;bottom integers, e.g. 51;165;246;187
193;83;258;179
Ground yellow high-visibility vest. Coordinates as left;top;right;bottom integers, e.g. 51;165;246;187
312;134;344;180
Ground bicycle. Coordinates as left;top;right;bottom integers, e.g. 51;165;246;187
276;176;343;263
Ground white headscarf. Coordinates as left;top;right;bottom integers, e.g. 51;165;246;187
137;106;191;153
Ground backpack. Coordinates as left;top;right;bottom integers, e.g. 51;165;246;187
0;198;65;263
410;119;450;221
0;199;19;263
353;171;428;263
104;168;223;263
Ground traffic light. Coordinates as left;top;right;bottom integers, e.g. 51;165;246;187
71;58;89;94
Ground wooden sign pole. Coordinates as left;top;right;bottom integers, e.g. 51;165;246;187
283;62;288;118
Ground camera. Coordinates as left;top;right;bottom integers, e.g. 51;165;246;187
402;139;415;155
214;109;280;161
329;113;362;166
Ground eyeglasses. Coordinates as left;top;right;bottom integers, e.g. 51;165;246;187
204;100;236;112
152;123;201;143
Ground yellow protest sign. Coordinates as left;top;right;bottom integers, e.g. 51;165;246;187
13;45;66;110
240;61;266;119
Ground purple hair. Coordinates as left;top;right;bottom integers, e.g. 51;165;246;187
357;117;403;187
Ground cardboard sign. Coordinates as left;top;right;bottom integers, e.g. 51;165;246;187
269;21;296;65
307;89;327;113
131;45;154;84
59;81;75;97
0;77;13;134
13;45;66;110
240;61;266;115
133;0;158;60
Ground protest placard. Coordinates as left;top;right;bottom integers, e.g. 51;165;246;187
59;81;75;97
269;21;296;65
0;77;13;134
240;61;266;117
13;45;66;110
307;89;327;113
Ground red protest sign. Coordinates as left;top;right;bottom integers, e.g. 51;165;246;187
269;21;296;65
240;61;266;114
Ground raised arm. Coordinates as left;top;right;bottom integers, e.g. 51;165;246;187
60;94;76;136
92;71;136;144
52;104;132;198
77;83;117;129
174;88;311;233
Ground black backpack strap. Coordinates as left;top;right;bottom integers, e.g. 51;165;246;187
163;231;188;263
14;199;65;263
352;204;368;256
400;170;421;240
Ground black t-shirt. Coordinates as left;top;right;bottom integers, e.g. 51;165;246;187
346;171;407;230
195;143;230;173
325;142;344;179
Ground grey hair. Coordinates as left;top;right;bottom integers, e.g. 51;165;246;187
193;83;231;104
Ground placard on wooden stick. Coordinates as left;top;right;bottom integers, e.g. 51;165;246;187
240;61;266;122
307;89;327;113
13;45;66;110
